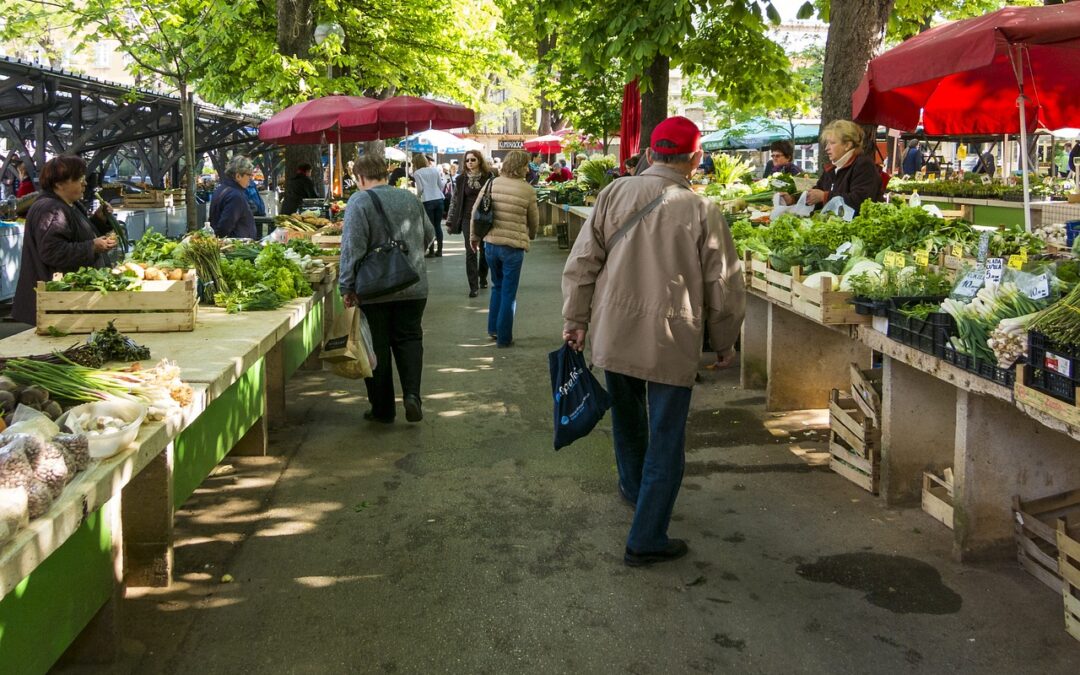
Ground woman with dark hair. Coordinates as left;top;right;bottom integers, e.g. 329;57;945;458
446;149;493;297
411;153;447;258
12;155;117;325
762;140;800;177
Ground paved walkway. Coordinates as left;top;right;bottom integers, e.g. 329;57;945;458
60;236;1079;674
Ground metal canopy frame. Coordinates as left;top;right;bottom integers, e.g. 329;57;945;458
0;56;274;189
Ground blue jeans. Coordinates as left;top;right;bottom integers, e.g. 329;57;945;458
485;243;524;345
605;370;693;552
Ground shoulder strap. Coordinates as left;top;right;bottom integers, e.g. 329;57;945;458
364;189;395;242
605;182;688;250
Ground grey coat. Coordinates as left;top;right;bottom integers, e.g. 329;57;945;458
339;185;435;304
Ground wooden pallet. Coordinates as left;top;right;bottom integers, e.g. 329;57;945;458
922;470;955;530
1013;490;1080;593
828;389;880;494
850;363;882;427
1058;519;1080;643
35;273;198;335
791;274;870;326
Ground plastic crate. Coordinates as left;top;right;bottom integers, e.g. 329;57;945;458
1024;364;1076;405
942;345;1016;387
885;299;954;357
1029;331;1080;380
851;297;890;317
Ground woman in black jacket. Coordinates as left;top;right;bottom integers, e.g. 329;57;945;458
445;149;493;297
12;155;117;325
780;120;883;215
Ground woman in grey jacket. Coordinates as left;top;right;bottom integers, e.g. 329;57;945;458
340;153;435;424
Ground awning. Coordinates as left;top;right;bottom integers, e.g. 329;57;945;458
701;120;820;151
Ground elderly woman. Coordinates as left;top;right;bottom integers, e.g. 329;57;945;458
469;149;538;347
340;153;435;424
763;140;800;177
12;155;117;325
209;155;257;238
780;120;883;215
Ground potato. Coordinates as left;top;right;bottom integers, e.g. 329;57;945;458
167;268;184;281
144;266;165;281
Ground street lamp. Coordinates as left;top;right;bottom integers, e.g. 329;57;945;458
315;22;344;199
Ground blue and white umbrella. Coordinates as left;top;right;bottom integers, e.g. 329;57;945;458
397;129;481;155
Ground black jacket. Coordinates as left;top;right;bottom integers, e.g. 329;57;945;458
445;172;493;234
281;172;318;215
813;152;884;215
209;177;256;239
12;192;111;325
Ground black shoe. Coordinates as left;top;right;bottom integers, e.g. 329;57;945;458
435;252;443;257
624;539;689;567
618;483;637;509
403;395;423;423
363;410;394;424
469;290;478;298
479;281;488;289
425;251;435;258
496;340;515;348
488;333;498;341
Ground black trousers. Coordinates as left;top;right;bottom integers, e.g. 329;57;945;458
461;219;488;292
362;298;427;419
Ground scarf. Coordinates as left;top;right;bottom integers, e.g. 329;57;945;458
833;148;858;171
466;171;483;191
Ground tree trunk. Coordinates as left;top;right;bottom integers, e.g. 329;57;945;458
819;0;894;159
639;54;670;153
277;0;324;196
537;32;557;135
179;83;199;231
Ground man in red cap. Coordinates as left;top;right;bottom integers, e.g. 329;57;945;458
561;116;746;567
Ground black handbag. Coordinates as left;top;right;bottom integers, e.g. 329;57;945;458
351;189;420;299
472;177;496;239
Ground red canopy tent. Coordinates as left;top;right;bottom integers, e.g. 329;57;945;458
523;135;563;154
337;95;475;137
258;95;378;145
851;3;1080;230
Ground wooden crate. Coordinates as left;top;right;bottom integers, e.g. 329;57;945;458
311;234;342;247
1058;519;1080;643
765;265;795;306
922;470;955;530
1013;490;1080;593
850;363;882;427
791;274;870;326
746;252;768;294
828;389;880;494
282;229;315;242
35;273;198;334
122;190;169;208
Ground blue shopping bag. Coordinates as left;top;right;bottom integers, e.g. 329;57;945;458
548;344;612;450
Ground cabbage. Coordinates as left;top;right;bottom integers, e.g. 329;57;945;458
839;260;884;291
803;271;840;290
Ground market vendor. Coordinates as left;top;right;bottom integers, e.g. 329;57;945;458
11;155;117;325
280;162;319;215
779;120;883;215
762;141;800;178
209;155;257;239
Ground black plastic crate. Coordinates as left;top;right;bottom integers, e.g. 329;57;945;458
885;299;954;357
1028;330;1080;381
942;345;1016;387
851;297;890;317
1025;365;1076;405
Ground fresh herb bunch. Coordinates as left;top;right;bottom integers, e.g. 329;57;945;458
45;267;140;292
846;267;953;301
987;223;1046;258
88;321;151;361
223;243;263;262
286;239;323;257
214;283;284;313
177;231;230;296
898;303;943;321
130;231;180;265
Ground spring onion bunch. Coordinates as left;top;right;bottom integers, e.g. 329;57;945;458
941;282;1044;364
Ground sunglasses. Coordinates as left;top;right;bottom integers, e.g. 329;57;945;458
465;158;478;162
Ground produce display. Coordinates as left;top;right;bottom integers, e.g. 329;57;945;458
275;213;332;232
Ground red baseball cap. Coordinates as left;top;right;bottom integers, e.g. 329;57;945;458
650;116;701;155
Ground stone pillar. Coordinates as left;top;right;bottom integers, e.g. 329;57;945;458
954;390;1080;561
740;293;768;390
765;304;872;411
880;357;958;506
122;447;174;587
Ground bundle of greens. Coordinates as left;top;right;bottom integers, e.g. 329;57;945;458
576;157;617;190
1029;282;1080;347
223;242;263;262
177;231;229;296
941;282;1045;363
845;267;953;301
45;267;140;293
742;174;798;205
88;322;151;361
213;243;312;312
214;283;284;313
711;154;753;186
285;239;323;257
130;232;180;266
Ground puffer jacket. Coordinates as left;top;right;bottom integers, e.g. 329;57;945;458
471;176;538;251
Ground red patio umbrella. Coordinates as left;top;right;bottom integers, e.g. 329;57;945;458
258;95;378;144
851;3;1080;231
523;135;563;154
337;95;475;137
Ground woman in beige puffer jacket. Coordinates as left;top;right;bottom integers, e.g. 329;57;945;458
470;150;539;347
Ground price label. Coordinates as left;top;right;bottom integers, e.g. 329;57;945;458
1019;273;1050;300
883;252;906;269
986;257;1005;282
928;173;938;181
1020;246;1029;262
977;232;991;262
1007;255;1024;271
955;269;984;297
950;244;965;258
981;174;992;185
915;250;931;268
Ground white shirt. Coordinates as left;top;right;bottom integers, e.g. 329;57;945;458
412;166;446;202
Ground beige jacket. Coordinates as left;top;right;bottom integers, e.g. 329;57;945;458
561;164;746;388
471;176;539;250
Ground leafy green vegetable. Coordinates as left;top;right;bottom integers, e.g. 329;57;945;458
45;267;140;292
214;283;284;313
130;231;180;265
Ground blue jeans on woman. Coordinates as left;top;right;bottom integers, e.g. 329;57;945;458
423;199;444;255
604;370;693;553
484;242;524;346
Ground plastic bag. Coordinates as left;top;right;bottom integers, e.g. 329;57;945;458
1;405;59;442
769;191;814;221
548;344;612;450
821;196;856;221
